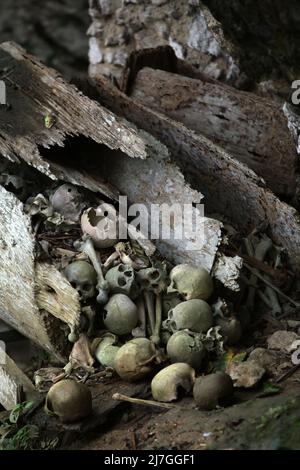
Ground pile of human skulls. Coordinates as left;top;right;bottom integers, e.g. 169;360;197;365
20;182;242;420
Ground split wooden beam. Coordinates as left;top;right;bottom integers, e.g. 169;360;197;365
129;67;298;198
90;73;300;272
0;185;80;361
0;349;36;410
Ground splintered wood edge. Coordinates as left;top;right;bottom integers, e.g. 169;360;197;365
0;185;69;360
0;351;35;410
0;41;149;176
35;263;81;331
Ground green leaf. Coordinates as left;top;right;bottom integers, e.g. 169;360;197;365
9;401;34;424
258;381;282;397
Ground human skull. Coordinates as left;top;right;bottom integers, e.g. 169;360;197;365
166;330;206;370
50;184;85;222
103;294;138;335
168;264;213;301
163;299;213;333
81;204;118;249
193;372;234;410
114;338;157;382
136;263;168;294
45;379;92;423
151;363;196;402
65;260;97;300
105;264;139;299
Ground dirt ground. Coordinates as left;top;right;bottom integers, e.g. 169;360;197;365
63;370;300;451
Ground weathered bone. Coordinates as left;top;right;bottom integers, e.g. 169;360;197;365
150;293;162;346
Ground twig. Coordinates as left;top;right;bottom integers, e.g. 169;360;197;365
144;291;155;335
244;263;300;308
274;364;300;384
112;393;176;409
131;431;137;450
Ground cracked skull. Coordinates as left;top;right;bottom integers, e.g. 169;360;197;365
151;363;196;402
166;330;206;370
105;264;139;299
65;260;97;300
114;338;157;382
103;294;138;335
50;183;85;222
81;203;118;249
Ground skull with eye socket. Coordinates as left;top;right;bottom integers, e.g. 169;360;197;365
136;263;168;294
65;260;97;301
105;264;139;299
163;299;213;334
50;183;85;223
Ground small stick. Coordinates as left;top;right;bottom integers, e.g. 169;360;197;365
144;291;155;334
131;431;137;450
151;293;162;345
244;263;300;308
112;393;175;409
274;364;300;384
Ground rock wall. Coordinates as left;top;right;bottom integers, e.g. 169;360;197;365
88;0;240;85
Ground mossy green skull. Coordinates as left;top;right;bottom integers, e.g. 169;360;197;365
103;294;138;335
163;299;213;333
167;330;206;370
168;264;213;300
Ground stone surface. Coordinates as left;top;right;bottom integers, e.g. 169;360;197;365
227;360;266;388
267;330;300;354
88;0;239;84
248;348;277;375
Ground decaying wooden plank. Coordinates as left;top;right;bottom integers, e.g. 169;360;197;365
0;43;242;291
0;185;79;361
86;135;231;285
130;67;297;197
35;263;81;340
90;75;300;271
0;350;35;410
0;41;150;178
